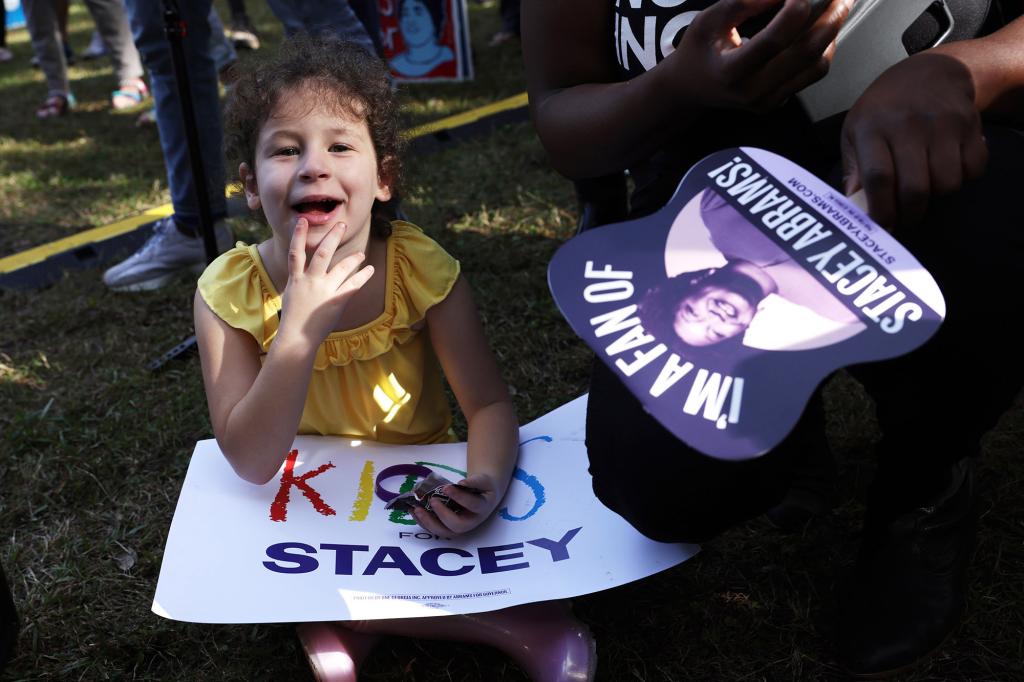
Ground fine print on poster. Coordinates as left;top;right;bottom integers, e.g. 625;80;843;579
152;397;696;623
548;147;946;460
377;0;473;82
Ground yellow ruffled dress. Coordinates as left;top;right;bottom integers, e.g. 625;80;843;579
197;221;459;444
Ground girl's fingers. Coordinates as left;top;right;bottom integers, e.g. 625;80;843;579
329;253;373;293
411;507;453;536
338;264;374;296
288;218;309;277
326;247;364;280
446;474;494;513
428;501;471;534
443;485;489;515
308;222;346;274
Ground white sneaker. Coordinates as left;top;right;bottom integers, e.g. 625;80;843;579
227;18;261;51
102;216;233;291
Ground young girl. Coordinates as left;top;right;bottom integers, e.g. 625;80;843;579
194;36;595;682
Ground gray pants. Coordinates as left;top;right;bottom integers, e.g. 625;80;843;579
23;0;144;98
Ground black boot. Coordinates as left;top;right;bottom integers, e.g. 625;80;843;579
837;458;976;677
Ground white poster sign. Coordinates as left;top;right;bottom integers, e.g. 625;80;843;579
153;396;697;623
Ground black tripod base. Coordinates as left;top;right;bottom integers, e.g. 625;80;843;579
148;335;198;371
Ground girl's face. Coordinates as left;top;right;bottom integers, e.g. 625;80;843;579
673;284;757;346
241;88;392;255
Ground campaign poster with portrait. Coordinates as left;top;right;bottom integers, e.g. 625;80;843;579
152;396;697;623
377;0;473;83
548;148;946;460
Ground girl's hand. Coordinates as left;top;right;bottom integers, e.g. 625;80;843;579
672;0;853;113
411;473;502;536
278;218;375;346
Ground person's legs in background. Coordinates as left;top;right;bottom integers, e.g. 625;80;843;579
206;5;239;84
83;0;148;110
489;0;520;46
26;0;73;67
53;0;73;63
263;0;303;37
225;0;260;51
82;28;108;60
265;0;376;56
123;0;226;231
0;3;12;63
104;0;232;292
348;0;384;57
22;0;75;117
134;5;237;127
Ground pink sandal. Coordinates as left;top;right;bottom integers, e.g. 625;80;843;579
347;601;597;682
36;93;75;119
295;622;380;682
295;601;596;682
111;79;149;111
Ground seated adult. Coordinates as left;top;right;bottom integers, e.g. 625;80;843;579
522;0;1024;676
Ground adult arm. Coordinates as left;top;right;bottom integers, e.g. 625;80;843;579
841;16;1024;230
413;276;519;536
523;0;853;179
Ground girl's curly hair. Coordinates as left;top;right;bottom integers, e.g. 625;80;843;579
223;35;403;238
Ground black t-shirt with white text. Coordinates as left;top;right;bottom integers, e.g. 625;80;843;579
609;0;820;216
607;0;1007;216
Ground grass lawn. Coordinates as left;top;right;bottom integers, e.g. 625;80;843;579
2;1;1022;680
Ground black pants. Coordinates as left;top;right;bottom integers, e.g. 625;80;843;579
585;125;1024;543
500;0;520;35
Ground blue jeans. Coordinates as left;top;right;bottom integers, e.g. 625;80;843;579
265;0;377;56
124;0;227;230
206;6;238;74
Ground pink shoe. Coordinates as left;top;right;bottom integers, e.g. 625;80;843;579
349;600;597;682
295;622;379;682
464;601;597;682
